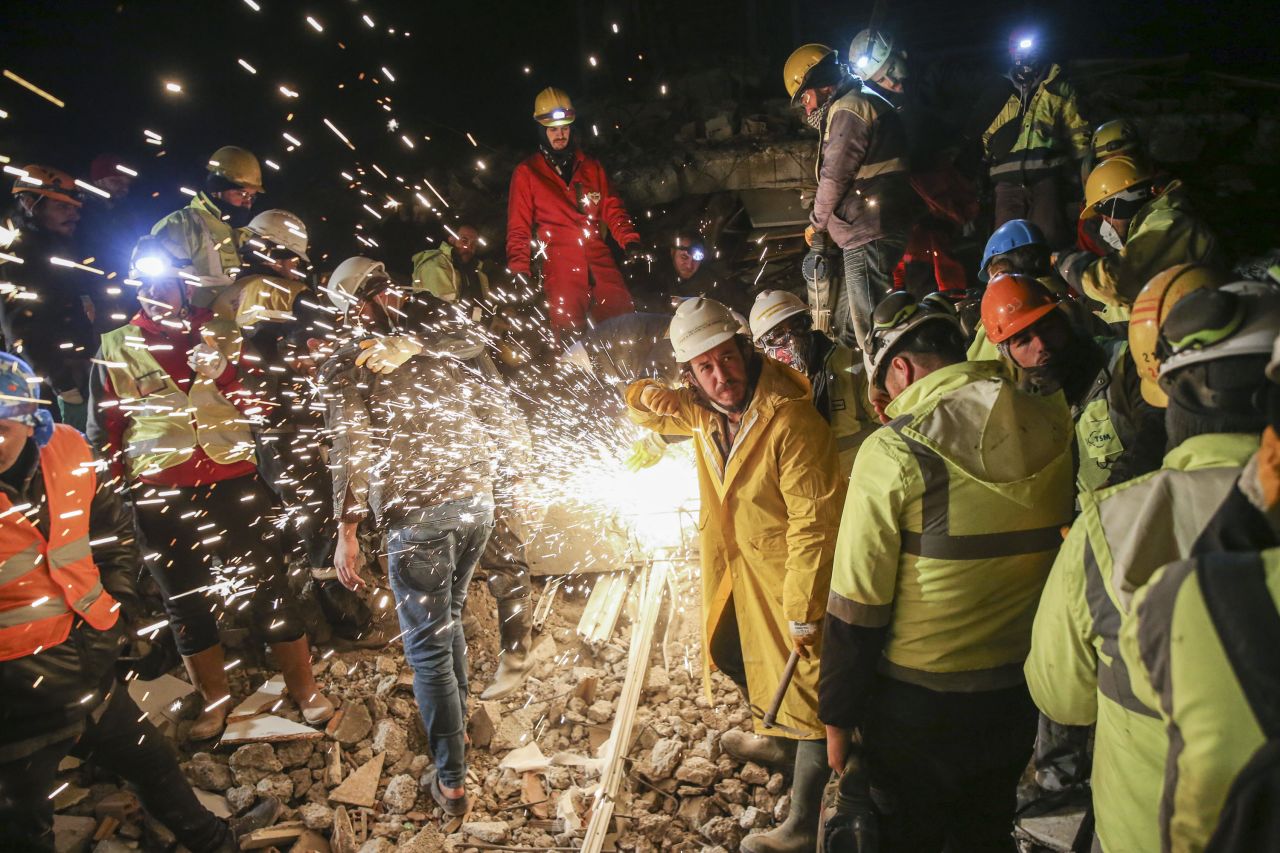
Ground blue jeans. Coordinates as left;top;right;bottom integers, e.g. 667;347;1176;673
839;237;905;353
386;497;494;788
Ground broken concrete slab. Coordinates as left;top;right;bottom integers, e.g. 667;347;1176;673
329;700;372;745
330;806;356;853
288;829;332;853
229;675;286;721
52;814;96;853
221;715;322;745
193;788;230;819
328;753;386;808
127;673;194;725
238;822;306;850
499;742;549;773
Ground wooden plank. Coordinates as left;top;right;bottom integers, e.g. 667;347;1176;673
580;562;668;853
576;572;631;647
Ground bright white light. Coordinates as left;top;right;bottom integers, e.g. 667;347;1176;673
242;0;259;10
588;55;598;67
133;255;168;278
856;55;870;68
306;16;323;32
164;81;182;93
362;14;374;27
238;59;257;74
1019;38;1033;50
381;66;396;82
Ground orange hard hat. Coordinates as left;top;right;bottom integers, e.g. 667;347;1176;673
1128;263;1227;407
11;164;82;208
980;273;1059;344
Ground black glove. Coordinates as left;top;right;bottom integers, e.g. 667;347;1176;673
802;250;829;282
1055;250;1093;291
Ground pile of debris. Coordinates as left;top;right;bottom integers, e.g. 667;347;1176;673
51;568;802;853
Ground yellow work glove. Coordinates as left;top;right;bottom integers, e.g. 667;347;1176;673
626;434;667;472
356;336;423;374
804;224;816;247
638;383;681;417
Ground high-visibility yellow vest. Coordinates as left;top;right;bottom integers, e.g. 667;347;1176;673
98;320;256;479
819;343;877;477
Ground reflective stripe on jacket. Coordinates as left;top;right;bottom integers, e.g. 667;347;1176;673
1123;547;1279;853
811;81;916;250
829;360;1074;691
0;425;118;661
983;64;1090;184
626;359;845;739
98;320;257;479
1026;432;1260;853
231;275;308;329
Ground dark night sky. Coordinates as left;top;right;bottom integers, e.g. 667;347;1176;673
1;0;1275;268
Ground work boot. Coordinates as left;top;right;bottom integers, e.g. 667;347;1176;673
182;645;232;742
480;596;534;701
740;739;828;853
720;729;796;768
271;637;336;725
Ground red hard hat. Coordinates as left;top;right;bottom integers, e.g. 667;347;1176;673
981;273;1058;344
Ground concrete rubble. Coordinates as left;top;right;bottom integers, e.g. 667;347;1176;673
47;570;808;852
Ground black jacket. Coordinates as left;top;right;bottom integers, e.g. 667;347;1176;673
0;438;143;758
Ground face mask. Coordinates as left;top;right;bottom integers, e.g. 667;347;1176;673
1099;219;1125;252
762;331;809;375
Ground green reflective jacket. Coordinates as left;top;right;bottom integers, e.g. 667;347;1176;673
1123;546;1280;853
830;360;1074;690
982;64;1091;184
410;244;491;311
1026;432;1260;852
150;193;243;305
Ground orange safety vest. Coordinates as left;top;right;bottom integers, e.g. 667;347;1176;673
0;424;119;662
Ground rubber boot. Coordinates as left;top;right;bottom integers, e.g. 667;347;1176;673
213;797;282;851
721;729;797;768
271;637;335;725
741;739;828;853
182;645;232;742
480;596;534;700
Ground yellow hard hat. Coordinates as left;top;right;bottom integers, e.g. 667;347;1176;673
533;87;575;127
207;145;264;193
12;165;82;207
1128;263;1227;407
1081;155;1155;219
783;43;838;104
1091;119;1140;161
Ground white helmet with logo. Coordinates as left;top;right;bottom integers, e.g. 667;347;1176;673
669;297;742;363
245;209;310;262
326;256;387;312
749;290;809;342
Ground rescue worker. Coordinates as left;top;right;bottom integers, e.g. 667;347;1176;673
625;297;844;853
784;44;916;352
412;223;494;323
965;219;1052;360
77;153;144;288
87;238;334;741
980;273;1165;492
1119;338;1280;853
2;166;96;428
1078;120;1145;257
231;219;382;648
506;87;643;337
1058;156;1221;326
636;230;745;315
749;289;877;475
1025;282;1278;852
151;145;264;305
321;259;527;816
980;29;1091;247
0;352;281;852
821;290;1074;852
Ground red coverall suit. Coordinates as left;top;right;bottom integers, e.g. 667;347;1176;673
506;149;639;334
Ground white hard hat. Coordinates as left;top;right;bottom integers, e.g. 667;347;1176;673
669;297;742;363
1159;281;1280;381
326;256;387;312
749;290;809;342
849;29;895;81
245;209;310;262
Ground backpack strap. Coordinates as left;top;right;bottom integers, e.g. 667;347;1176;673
1198;552;1280;739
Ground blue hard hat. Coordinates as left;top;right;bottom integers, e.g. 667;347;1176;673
0;352;53;446
979;219;1047;281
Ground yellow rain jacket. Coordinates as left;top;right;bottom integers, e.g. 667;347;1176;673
1026;432;1259;853
626;358;844;739
1123;547;1280;853
229;275;308;329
